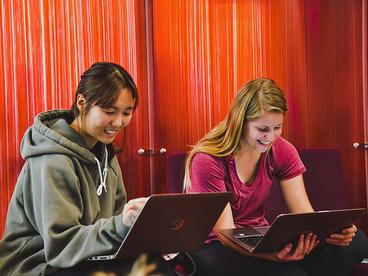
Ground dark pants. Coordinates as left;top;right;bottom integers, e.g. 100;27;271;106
190;229;368;276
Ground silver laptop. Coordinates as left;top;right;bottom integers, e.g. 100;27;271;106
88;192;231;260
220;208;365;254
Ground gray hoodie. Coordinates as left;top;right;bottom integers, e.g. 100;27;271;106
0;110;129;275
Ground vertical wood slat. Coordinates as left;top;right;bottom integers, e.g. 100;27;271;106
362;0;368;219
0;0;149;236
152;0;291;153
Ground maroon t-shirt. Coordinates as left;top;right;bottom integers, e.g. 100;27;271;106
188;137;306;243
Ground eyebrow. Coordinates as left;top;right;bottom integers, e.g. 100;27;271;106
104;106;134;111
258;123;283;128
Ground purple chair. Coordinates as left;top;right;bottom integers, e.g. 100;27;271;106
165;149;368;275
166;152;187;193
263;148;348;222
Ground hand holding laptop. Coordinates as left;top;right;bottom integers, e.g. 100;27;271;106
219;208;365;260
256;223;356;262
272;223;357;261
122;197;148;227
273;232;319;261
219;228;319;262
326;224;358;246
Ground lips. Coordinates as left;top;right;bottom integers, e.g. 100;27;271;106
105;129;118;135
258;140;271;145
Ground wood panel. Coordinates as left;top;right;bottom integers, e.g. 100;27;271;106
152;0;289;151
0;0;150;236
363;0;368;215
292;0;366;214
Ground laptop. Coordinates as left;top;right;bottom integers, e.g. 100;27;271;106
88;192;231;260
220;208;365;254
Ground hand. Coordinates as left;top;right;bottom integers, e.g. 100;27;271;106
122;197;148;227
326;225;357;247
274;233;319;262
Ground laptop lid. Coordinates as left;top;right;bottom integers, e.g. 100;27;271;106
220;208;365;254
105;192;231;259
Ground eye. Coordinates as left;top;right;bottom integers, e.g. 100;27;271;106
274;126;282;130
123;108;133;117
103;109;115;115
257;127;269;133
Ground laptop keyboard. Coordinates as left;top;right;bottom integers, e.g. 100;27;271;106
237;235;263;248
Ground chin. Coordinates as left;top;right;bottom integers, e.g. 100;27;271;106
257;145;270;153
99;137;115;145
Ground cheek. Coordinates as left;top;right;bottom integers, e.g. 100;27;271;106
254;131;265;139
91;112;109;125
245;128;259;140
247;132;260;143
85;114;109;132
123;115;133;127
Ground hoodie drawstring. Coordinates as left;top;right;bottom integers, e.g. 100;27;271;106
95;146;109;196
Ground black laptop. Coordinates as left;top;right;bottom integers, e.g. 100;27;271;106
220;208;365;254
88;192;231;260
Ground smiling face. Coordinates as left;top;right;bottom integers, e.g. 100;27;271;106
73;88;135;149
243;111;284;153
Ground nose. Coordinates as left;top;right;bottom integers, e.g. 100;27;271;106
111;114;125;128
111;113;132;129
264;130;277;141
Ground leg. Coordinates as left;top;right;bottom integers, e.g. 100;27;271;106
301;229;368;276
190;241;307;276
48;259;134;276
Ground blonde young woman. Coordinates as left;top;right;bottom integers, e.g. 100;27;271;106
184;78;368;276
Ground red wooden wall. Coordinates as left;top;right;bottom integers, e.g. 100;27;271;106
1;0;367;236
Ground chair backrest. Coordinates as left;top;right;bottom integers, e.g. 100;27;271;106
166;149;348;222
264;148;347;222
166;152;187;193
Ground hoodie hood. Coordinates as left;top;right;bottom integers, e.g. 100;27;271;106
21;110;97;165
0;109;128;276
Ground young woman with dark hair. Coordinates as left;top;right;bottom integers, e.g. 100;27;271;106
0;62;171;276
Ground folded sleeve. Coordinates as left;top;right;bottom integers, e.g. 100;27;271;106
272;138;306;181
188;153;227;193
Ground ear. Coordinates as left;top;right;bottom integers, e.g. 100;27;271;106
76;94;86;113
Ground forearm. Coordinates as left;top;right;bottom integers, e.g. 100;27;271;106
43;214;129;267
280;175;314;213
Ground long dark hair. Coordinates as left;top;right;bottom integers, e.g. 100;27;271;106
71;62;138;159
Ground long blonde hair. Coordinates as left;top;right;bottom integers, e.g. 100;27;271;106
183;78;287;190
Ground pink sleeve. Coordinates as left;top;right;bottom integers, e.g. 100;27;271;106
273;137;306;180
188;153;227;193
